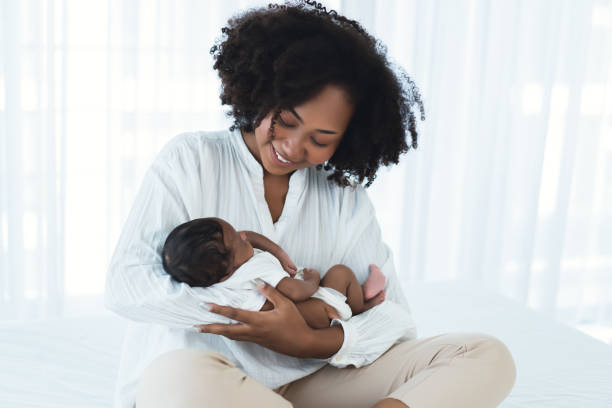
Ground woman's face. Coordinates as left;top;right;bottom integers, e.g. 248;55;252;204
244;84;355;176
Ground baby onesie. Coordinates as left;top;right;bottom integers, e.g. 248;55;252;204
216;249;353;321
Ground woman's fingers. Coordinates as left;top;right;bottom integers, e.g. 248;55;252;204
195;283;317;357
256;281;290;308
194;322;253;340
201;302;257;325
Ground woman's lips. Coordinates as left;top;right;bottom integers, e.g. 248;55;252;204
269;143;293;167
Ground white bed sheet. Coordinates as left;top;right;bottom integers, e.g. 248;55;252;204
403;280;612;407
0;314;127;408
0;280;610;407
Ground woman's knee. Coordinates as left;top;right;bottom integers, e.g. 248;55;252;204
427;332;517;393
470;334;517;393
135;349;239;407
135;349;292;408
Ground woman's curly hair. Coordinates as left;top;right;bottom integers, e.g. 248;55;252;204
210;0;425;187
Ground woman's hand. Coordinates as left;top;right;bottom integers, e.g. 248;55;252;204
194;282;330;358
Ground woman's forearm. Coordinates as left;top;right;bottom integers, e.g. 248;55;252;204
301;325;344;359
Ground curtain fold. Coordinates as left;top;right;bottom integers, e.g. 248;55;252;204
1;0;610;343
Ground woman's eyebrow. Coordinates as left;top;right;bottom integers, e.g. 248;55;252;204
289;108;338;134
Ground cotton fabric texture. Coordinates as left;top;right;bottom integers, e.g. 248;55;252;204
220;249;353;321
104;128;418;408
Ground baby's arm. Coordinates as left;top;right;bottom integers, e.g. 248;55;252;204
275;268;321;302
244;231;297;274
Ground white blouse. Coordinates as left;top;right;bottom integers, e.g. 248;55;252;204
105;128;418;408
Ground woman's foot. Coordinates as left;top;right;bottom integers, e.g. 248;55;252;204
363;290;386;311
363;264;387;300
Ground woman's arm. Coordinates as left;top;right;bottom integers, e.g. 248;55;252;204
105;134;339;357
105;134;249;328
196;281;343;358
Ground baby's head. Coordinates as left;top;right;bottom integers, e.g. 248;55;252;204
161;217;254;287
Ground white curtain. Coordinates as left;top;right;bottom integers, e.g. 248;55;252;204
1;0;611;343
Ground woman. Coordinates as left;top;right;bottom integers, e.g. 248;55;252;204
105;1;517;407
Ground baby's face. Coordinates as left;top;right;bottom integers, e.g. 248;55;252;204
215;218;254;282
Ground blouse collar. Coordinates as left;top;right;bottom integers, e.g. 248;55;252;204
230;127;264;177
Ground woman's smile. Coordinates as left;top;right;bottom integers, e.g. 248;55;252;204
269;142;296;168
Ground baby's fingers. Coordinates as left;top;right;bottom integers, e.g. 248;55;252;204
284;264;298;276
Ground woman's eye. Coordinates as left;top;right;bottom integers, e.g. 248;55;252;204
311;136;328;147
278;117;296;128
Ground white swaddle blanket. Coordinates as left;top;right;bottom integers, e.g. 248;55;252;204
216;249;353;320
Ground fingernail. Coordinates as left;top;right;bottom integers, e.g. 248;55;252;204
254;278;265;288
199;302;212;311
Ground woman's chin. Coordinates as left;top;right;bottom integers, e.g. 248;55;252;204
262;158;295;176
264;166;295;176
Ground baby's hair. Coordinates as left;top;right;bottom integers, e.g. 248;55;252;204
161;218;231;287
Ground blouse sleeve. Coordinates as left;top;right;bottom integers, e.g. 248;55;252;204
326;186;418;367
104;133;240;328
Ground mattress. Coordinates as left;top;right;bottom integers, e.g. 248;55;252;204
404;280;612;407
0;280;610;407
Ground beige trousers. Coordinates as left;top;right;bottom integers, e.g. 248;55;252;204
135;332;517;408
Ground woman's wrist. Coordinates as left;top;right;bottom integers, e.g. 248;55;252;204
301;325;344;359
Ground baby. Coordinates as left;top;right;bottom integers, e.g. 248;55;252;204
161;217;387;329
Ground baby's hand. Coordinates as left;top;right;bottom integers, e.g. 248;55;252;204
276;250;298;276
301;268;321;285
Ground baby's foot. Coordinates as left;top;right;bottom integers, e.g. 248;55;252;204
363;264;387;300
363;290;386;311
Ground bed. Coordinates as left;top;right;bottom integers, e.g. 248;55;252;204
1;280;611;407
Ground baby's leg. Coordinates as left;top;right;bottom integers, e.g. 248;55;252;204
260;299;336;330
321;264;385;315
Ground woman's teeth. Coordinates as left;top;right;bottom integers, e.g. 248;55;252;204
274;148;291;164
